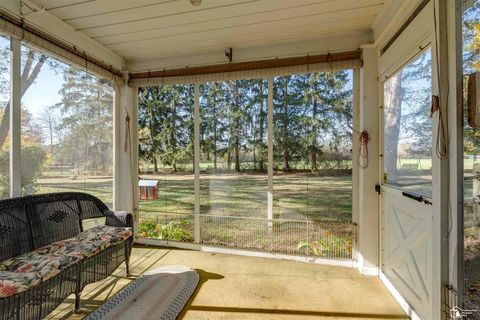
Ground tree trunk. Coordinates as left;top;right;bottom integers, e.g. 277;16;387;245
384;71;404;182
213;122;217;170
153;157;158;173
0;53;47;148
311;87;318;173
227;147;231;169
253;141;256;171
171;104;177;173
234;84;241;172
49;118;54;155
282;78;290;172
259;82;265;172
235;136;240;172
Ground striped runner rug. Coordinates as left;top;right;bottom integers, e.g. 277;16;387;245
87;265;199;320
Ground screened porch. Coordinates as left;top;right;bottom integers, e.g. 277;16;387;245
0;0;476;319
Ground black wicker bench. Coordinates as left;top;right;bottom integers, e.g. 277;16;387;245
0;192;133;320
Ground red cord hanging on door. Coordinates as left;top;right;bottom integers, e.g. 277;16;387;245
359;130;369;169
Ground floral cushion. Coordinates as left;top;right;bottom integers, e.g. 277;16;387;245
0;225;132;298
0;271;40;298
0;251;79;274
44;239;108;259
35;226;131;260
75;226;132;244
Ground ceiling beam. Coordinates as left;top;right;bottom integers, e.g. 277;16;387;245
129;49;361;80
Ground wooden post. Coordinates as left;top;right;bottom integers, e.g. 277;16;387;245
267;77;274;234
194;82;200;243
9;37;21;197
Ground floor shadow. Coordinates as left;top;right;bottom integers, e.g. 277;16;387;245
177;269;225;319
183;305;409;319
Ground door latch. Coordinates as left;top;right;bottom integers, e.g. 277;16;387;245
375;184;381;195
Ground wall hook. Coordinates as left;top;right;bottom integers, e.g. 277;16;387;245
225;48;233;63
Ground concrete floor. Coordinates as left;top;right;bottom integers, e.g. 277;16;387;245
47;244;408;320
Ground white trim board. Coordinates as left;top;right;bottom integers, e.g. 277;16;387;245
380;272;422;320
135;237;355;269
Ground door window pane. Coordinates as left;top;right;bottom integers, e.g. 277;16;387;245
383;48;432;196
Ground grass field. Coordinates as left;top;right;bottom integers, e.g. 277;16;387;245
34;173;113;207
138;172;352;222
29;159;478;258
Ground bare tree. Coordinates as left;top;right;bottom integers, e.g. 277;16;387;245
0;50;48;148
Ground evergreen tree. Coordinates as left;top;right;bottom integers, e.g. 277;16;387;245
273;75;306;172
138;84;194;173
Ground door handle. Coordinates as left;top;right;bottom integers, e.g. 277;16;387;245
401;191;432;205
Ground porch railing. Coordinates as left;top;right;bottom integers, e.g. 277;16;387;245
138;211;356;260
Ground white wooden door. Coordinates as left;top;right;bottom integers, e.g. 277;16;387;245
383;186;433;319
381;43;434;319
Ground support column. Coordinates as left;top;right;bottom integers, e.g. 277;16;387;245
357;45;380;276
194;82;200;243
432;0;460;317
113;81;121;209
9;37;21;197
352;68;360;259
113;76;138;234
267;77;274;223
445;0;463;299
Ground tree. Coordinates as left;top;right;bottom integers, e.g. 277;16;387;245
273;75;306;172
138;84;194;174
200;82;227;171
38;105;61;155
303;71;352;172
0;107;46;196
0;45;62;149
463;2;480;159
54;66;113;174
384;50;431;181
249;79;268;172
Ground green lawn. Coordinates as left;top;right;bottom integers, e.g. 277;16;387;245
34;174;113;208
138;172;352;223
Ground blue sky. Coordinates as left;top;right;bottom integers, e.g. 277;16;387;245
22;61;63;115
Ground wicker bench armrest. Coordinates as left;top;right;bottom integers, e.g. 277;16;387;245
104;210;133;229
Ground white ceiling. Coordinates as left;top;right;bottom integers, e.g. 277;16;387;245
27;0;390;68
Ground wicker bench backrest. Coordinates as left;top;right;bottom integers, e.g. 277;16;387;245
0;192;109;262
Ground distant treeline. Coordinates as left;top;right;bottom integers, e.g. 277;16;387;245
138;71;353;174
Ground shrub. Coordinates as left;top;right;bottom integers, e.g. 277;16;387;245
139;219;193;242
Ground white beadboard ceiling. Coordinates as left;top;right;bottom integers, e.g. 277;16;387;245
27;0;390;69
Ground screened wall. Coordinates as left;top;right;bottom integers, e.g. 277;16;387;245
0;34;114;206
136;67;358;260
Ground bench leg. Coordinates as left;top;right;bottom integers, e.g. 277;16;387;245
74;292;81;312
125;244;130;277
74;269;81;312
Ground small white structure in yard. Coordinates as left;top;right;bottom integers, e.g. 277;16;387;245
138;180;159;200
